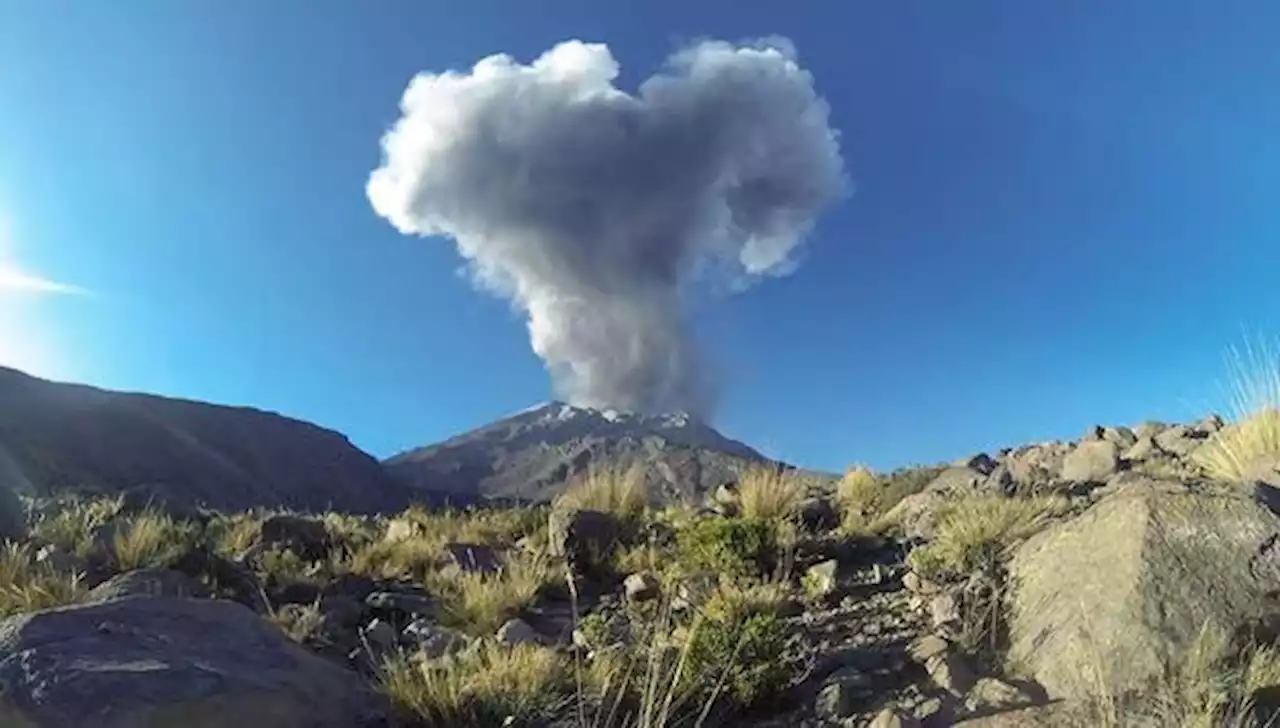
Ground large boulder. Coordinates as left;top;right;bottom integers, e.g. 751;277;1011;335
0;596;388;727
1006;477;1280;701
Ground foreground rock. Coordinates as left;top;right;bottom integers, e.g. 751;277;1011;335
1006;476;1280;701
0;596;388;727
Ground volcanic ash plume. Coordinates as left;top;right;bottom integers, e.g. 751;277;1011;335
367;38;846;417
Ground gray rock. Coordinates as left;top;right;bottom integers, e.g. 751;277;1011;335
965;677;1036;713
903;571;942;595
926;651;976;697
711;481;739;506
0;475;26;542
496;617;543;645
955;453;998;476
364;590;435;617
259;515;332;561
908;634;950;664
798;497;840;533
806;559;841;597
34;544;87;575
881;491;947;541
360;618;397;652
548;508;624;575
1102;426;1138;450
403;619;468;658
925;466;987;494
623;572;660;602
1153;424;1205;456
815;666;875;719
1134;421;1169;439
929;592;962;631
1007;477;1280;701
444;542;502;574
869;707;923;728
0;596;387;727
1059;440;1120;483
1196;414;1226;434
1121;435;1164;462
84;568;209;604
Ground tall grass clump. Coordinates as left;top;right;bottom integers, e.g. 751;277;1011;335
31;494;122;557
736;464;806;522
908;495;1069;579
427;554;555;635
0;542;85;617
380;642;568;727
1193;336;1280;483
555;463;649;524
111;509;202;571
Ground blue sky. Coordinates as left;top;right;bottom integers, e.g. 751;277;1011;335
1;2;1278;473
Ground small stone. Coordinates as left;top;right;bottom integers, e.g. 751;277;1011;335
926;651;976;697
711;482;739;505
259;514;332;561
929;592;961;630
965;676;1036;713
798;497;840;532
361;618;397;651
444;542;503;574
868;707;922;728
955;452;998;475
806;559;840;597
365;591;435;616
383;518;419;543
496;617;543;646
814;666;875;719
913;697;946;722
908;634;949;663
1196;414;1226;434
903;571;941;595
624;572;660;602
34;544;88;574
403;619;468;658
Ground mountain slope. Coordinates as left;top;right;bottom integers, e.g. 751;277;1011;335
0;367;410;514
384;401;778;503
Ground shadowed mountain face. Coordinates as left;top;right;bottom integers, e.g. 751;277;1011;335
384;401;781;504
0;367;411;514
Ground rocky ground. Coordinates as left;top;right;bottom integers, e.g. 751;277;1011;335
2;413;1280;728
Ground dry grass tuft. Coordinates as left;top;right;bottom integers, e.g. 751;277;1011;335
908;495;1069;578
111;510;201;571
0;542;86;617
427;554;557;636
736;464;806;522
209;513;264;559
31;495;122;557
555;463;649;523
380;641;568;727
1194;337;1280;483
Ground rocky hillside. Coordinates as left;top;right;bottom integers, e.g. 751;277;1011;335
5;410;1280;727
385;401;790;503
0;367;410;514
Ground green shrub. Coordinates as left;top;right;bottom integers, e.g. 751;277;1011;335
676;517;777;579
683;587;793;707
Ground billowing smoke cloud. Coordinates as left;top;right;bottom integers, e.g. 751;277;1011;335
368;38;846;417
